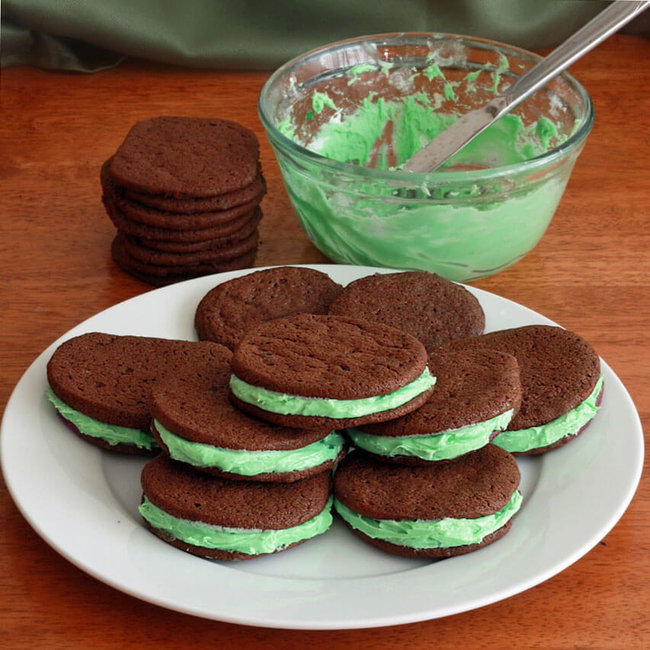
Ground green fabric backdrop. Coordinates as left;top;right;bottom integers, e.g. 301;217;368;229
1;0;612;72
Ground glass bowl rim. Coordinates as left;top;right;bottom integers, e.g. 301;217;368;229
258;31;594;184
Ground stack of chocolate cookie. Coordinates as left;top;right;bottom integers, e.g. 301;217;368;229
101;116;265;286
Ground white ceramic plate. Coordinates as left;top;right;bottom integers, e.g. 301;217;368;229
1;265;644;630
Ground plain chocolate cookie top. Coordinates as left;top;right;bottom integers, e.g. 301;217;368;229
356;347;521;437
334;445;520;521
47;333;228;429
328;271;485;353
141;454;332;529
231;313;430;400
441;325;601;430
151;345;330;451
108;117;259;197
195;267;344;349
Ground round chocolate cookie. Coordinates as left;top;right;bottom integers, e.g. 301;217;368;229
441;325;603;454
104;196;258;243
229;314;436;431
111;234;257;287
119;226;259;266
195;266;344;349
108;116;260;197
333;446;522;558
101;159;265;230
46;333;228;455
139;454;334;560
151;345;347;482
347;347;521;465
125;172;265;214
328;271;485;353
133;207;260;253
134;217;258;253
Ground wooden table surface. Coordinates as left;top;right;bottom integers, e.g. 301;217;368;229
1;33;648;649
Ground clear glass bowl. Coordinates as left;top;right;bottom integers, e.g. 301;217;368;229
258;33;593;282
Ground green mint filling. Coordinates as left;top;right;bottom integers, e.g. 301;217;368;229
334;490;522;549
229;368;436;419
493;375;604;453
347;408;514;461
311;90;338;113
139;496;334;555
302;93;559;170
154;420;345;476
46;387;158;450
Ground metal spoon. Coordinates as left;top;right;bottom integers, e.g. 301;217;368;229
402;0;649;174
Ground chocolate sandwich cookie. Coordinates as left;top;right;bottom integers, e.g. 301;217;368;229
333;446;522;558
442;325;603;454
111;234;258;287
195;266;343;349
328;271;485;353
139;454;333;560
108;116;260;197
46;333;227;454
347;348;521;464
229;314;436;431
101;159;265;230
151;345;346;482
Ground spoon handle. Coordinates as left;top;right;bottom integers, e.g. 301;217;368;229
500;0;648;114
403;0;649;174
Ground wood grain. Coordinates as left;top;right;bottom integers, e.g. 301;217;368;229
1;34;648;649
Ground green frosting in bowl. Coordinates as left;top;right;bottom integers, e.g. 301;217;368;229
307;94;563;171
260;35;593;281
